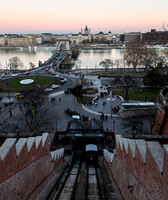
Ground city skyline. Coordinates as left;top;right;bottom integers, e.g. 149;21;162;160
0;0;168;34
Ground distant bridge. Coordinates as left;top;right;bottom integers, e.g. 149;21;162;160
43;36;77;70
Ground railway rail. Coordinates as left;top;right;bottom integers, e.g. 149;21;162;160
48;160;82;200
84;164;107;200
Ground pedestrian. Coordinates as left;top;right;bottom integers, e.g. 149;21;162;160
101;113;104;120
105;114;108;120
59;97;61;102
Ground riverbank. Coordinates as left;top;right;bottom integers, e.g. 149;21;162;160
81;44;124;50
0;45;56;51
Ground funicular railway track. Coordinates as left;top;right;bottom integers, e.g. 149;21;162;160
48;160;82;200
85;164;107;200
47;143;109;200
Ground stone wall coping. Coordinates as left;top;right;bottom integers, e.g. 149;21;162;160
0;138;17;161
50;148;64;161
27;137;35;152
115;135;166;173
42;133;49;147
0;133;49;162
146;141;164;173
35;136;42;149
128;139;136;158
163;144;168;155
123;138;129;154
135;140;146;163
16;138;27;156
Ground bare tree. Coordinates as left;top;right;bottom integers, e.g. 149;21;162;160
29;62;36;70
115;59;120;73
16;87;54;135
143;49;167;74
109;73;139;101
121;115;155;136
124;41;148;73
8;57;24;72
122;73;139;101
143;48;159;71
99;59;114;77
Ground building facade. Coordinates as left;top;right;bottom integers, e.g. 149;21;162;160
142;29;168;44
120;32;142;43
68;25;92;44
0;37;6;46
7;37;30;46
93;31;113;43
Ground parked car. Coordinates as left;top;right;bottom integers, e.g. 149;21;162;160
60;76;64;80
60;80;64;85
24;72;30;75
12;73;19;77
4;101;14;107
51;84;59;89
44;88;53;92
14;93;23;98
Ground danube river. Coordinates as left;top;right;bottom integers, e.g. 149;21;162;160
0;47;166;71
0;47;125;71
73;48;125;70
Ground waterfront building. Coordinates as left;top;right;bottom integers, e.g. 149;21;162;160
42;33;52;43
120;32;142;43
68;25;92;44
23;34;36;46
0;37;6;46
93;31;113;43
36;36;43;45
142;29;168;44
7;36;30;46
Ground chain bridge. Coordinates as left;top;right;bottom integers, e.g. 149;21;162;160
43;36;77;70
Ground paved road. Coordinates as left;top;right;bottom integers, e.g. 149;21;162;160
0;72;153;135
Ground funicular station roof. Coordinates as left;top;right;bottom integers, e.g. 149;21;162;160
66;118;104;137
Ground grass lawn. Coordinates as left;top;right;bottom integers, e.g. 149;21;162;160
0;76;60;92
111;87;160;102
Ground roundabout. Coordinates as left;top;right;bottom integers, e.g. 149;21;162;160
0;76;60;92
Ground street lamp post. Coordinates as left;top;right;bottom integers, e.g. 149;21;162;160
113;120;115;131
132;125;137;139
7;82;12;117
111;105;113;118
55;120;57;132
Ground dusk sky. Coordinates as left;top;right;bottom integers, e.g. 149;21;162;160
1;0;168;34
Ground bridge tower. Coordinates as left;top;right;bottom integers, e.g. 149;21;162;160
55;37;70;53
152;86;168;135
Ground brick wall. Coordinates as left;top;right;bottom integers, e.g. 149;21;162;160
152;104;168;135
0;133;64;200
104;135;168;200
